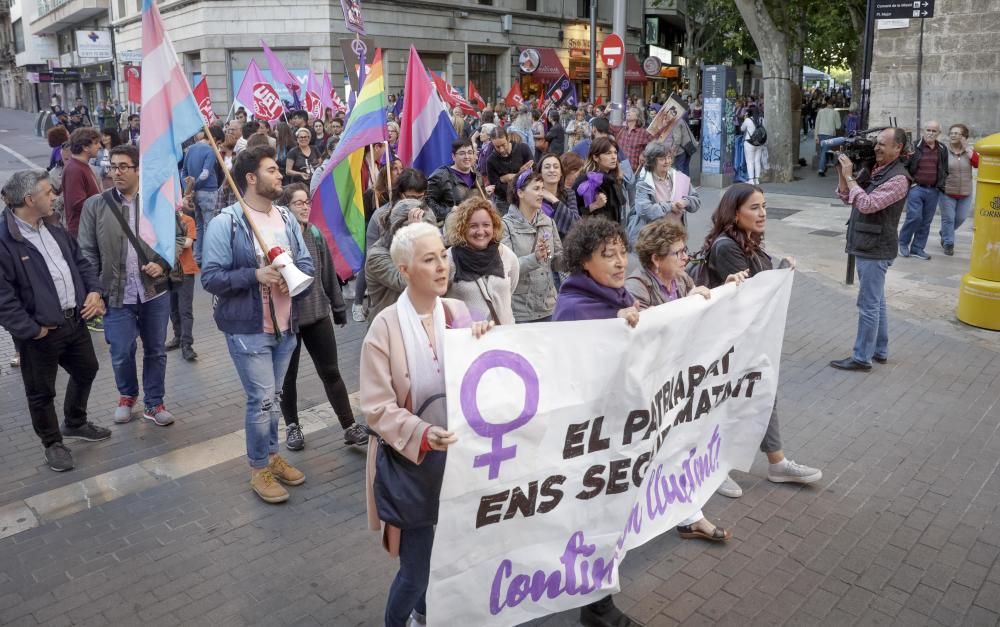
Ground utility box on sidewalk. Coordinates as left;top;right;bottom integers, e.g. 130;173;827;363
957;133;1000;331
700;65;736;188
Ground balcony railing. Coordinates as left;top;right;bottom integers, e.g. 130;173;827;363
35;0;71;18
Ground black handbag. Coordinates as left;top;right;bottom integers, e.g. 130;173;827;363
372;393;448;529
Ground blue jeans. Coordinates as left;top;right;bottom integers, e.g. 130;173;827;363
852;258;893;365
898;185;940;255
817;135;846;173
103;295;170;408
385;526;434;627
938;194;972;247
225;331;297;468
193;189;219;266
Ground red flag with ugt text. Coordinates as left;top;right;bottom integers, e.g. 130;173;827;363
251;82;285;121
430;72;477;116
192;77;217;123
504;83;523;109
468;81;486;111
125;66;142;104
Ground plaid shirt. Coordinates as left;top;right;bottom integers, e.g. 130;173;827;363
836;162;909;214
214;182;236;214
613;125;653;169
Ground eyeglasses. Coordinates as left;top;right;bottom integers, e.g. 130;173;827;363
664;247;688;258
924;129;940;133
454;150;476;157
108;164;136;172
288;200;309;208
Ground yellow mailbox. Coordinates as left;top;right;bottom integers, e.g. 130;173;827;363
957;133;1000;330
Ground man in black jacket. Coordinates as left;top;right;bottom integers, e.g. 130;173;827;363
898;121;948;260
830;128;911;371
0;170;110;472
425;138;490;224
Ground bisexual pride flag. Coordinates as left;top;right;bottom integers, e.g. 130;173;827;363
311;49;387;280
141;0;204;265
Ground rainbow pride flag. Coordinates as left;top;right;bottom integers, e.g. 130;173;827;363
311;49;387;280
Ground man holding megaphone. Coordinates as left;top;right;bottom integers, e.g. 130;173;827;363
202;145;316;504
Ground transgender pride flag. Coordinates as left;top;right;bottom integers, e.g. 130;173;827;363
141;0;204;265
398;46;457;176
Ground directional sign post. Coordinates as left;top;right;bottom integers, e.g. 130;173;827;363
874;0;934;19
600;34;624;69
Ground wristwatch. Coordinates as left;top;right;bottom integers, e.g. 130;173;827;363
846;176;856;183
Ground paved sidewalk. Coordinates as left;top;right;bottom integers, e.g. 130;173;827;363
0;272;998;627
1;110;999;625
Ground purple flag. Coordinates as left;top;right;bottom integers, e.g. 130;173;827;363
261;40;300;94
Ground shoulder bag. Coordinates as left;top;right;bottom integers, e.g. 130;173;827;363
101;190;180;291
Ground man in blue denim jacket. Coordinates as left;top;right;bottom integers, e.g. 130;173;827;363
201;145;314;504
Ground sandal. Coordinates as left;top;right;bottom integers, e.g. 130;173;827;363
677;524;732;542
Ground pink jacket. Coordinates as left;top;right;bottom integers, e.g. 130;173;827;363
360;298;471;554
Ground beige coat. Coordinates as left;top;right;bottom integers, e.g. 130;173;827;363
360;298;470;555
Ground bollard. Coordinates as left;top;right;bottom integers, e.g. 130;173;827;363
956;133;1000;331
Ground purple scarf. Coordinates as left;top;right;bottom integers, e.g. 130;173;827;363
575;172;606;208
553;272;635;322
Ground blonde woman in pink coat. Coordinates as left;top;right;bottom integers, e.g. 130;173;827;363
360;222;492;627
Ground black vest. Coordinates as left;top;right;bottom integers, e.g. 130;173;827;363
845;159;911;260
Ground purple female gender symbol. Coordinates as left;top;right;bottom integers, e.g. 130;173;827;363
460;350;540;480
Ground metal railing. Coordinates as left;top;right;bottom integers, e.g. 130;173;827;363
35;0;72;18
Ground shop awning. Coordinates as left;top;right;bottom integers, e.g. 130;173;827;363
624;54;645;83
522;47;567;81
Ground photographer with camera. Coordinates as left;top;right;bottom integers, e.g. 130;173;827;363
830;128;911;372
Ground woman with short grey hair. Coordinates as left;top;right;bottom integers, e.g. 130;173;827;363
627;141;701;244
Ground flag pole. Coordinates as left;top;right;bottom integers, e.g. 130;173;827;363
199;121;273;256
384;141;393;206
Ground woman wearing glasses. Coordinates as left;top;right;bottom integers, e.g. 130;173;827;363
275;183;369;451
285;128;320;184
626;220;749;309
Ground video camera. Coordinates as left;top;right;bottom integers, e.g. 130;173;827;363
834;127;883;187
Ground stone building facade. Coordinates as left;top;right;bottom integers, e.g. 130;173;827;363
868;1;1000;140
109;0;645;116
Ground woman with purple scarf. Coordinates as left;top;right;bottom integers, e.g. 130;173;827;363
551;217;641;627
572;137;630;225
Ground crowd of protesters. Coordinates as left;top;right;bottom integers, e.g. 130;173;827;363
1;88;834;627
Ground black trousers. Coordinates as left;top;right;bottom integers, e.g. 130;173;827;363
169;274;195;346
16;315;99;447
280;316;355;429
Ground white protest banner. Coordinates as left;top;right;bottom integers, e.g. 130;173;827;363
428;269;794;626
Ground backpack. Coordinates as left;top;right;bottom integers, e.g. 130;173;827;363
685;247;711;287
748;117;767;146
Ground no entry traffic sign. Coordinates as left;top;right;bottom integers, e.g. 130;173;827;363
601;34;624;69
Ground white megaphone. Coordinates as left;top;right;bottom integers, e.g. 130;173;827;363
269;249;313;297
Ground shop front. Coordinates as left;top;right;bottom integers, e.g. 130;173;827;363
79;61;114;110
517;47;566;102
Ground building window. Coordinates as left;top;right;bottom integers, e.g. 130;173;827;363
577;0;589;18
58;31;73;55
526;0;537;10
13;20;25;54
478;0;493;5
468;53;497;107
117;0;126;19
